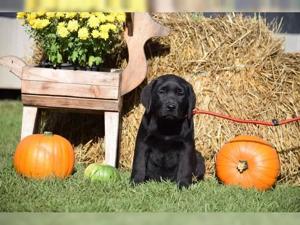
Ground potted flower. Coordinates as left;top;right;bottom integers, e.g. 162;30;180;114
16;12;125;69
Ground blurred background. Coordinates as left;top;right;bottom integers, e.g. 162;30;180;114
1;0;300;11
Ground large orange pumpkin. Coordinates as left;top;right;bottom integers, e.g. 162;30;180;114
13;132;75;179
216;135;280;191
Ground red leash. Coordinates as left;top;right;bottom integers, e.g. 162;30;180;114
193;108;300;126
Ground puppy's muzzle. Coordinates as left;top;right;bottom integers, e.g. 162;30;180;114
167;103;177;111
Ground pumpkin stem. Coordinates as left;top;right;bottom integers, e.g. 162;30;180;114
44;131;53;136
237;160;248;173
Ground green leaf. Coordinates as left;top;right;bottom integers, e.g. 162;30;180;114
71;50;78;62
79;54;86;66
57;52;62;64
94;56;102;66
68;42;74;48
47;33;56;39
88;56;95;67
50;43;58;52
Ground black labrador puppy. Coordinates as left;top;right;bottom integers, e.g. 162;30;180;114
130;74;205;189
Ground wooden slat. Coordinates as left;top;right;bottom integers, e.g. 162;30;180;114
22;67;120;87
22;94;120;111
22;80;119;100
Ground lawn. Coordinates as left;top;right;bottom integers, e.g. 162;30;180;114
0;100;299;212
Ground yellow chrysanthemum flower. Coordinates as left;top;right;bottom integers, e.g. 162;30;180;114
39;19;50;29
99;31;109;40
58;22;66;28
28;18;36;27
57;25;70;38
106;23;117;32
67;20;79;32
100;23;117;33
87;15;100;28
92;12;103;17
16;12;26;19
30;19;50;29
46;12;55;18
110;12;118;18
99;24;109;33
80;12;90;19
91;29;100;38
56;12;65;18
78;27;89;40
116;13;125;22
27;12;37;21
37;12;45;17
97;12;106;23
106;14;114;22
66;12;77;19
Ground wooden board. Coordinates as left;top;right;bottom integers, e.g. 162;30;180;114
22;67;120;87
22;94;121;112
21;80;119;100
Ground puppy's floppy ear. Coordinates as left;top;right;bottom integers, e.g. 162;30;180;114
141;79;157;114
186;83;196;119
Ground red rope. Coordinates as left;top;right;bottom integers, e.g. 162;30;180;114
193;108;300;126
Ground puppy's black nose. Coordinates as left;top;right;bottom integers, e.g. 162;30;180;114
167;103;176;110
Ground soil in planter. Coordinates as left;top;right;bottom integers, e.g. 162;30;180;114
38;61;117;72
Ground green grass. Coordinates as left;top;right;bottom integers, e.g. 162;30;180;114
0;100;299;212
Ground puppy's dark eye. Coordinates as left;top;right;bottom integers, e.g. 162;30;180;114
158;88;166;94
176;89;184;96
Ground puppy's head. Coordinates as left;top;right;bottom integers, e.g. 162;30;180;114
141;74;196;120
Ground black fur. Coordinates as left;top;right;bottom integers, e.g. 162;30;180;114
130;74;205;189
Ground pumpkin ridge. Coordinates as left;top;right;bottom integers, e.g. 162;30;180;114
26;137;35;177
32;142;40;177
252;155;280;163
248;169;276;190
254;165;280;171
58;138;66;177
241;171;253;188
216;146;239;163
229;140;271;147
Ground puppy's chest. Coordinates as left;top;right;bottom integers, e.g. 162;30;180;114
148;149;180;169
146;137;184;168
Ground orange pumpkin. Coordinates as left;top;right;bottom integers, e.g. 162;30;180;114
216;135;280;191
13;132;75;179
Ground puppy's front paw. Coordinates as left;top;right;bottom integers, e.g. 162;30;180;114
130;175;145;186
177;180;191;190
